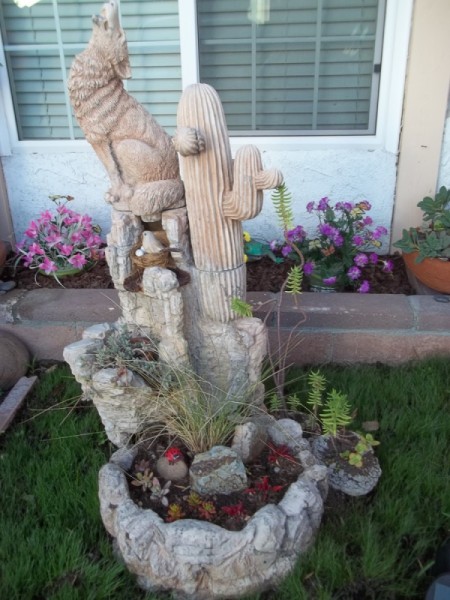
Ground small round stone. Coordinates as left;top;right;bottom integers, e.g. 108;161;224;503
0;331;30;390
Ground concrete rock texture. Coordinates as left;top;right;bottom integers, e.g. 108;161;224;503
0;330;30;390
98;422;328;599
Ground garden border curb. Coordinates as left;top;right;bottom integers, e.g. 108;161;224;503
0;288;449;364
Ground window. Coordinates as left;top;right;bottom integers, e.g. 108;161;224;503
197;0;386;135
0;0;181;140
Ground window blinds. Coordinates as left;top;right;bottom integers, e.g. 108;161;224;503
0;0;181;140
197;0;385;135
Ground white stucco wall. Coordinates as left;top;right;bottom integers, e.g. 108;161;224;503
437;98;450;188
2;149;110;243
240;146;396;252
3;145;397;253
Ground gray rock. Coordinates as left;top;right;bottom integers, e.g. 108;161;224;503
311;434;382;497
231;420;268;463
267;418;304;451
0;330;30;390
190;446;247;495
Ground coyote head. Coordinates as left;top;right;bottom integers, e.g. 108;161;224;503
91;1;131;80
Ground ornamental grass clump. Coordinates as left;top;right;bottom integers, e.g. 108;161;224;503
271;188;393;292
15;195;104;282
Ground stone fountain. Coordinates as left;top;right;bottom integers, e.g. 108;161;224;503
63;2;327;598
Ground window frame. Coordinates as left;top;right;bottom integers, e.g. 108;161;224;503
0;0;413;156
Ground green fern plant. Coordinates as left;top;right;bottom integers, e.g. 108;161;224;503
306;370;326;417
230;297;253;318
271;183;294;231
320;389;353;437
267;392;282;413
285;265;303;295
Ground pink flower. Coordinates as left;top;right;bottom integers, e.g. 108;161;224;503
369;252;379;265
28;243;45;256
41;257;58;274
25;221;39;238
70;232;83;243
45;232;62;245
59;243;74;256
37;210;53;224
306;201;315;213
352;235;364;246
68;254;87;269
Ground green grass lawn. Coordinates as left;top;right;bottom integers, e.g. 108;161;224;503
0;359;449;599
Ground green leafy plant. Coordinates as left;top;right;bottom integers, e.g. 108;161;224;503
271;192;392;292
149;477;171;507
320;389;353;437
230;297;253;318
394;186;450;262
285;264;303;295
166;503;185;522
340;433;380;468
271;183;294;230
131;468;154;492
306;370;327;418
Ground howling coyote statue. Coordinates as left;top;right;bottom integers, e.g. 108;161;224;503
68;1;186;220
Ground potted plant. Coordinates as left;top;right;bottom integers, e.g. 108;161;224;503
394;186;450;293
14;195;104;285
270;186;393;292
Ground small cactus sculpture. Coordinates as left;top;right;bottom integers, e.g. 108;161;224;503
175;83;283;322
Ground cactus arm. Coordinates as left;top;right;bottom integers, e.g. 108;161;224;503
222;145;284;220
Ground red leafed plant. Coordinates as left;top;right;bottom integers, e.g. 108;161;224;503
222;501;248;519
246;476;285;502
267;443;295;465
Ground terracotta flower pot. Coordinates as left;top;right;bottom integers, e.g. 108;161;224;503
402;251;450;294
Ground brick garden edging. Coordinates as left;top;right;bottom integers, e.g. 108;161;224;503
1;288;450;364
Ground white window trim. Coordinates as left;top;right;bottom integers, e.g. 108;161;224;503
0;0;413;156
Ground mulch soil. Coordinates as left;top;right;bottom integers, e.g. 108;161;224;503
2;253;414;294
128;438;304;531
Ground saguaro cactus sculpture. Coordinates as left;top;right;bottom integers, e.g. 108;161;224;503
175;83;283;322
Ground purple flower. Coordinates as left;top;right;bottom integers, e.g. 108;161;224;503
317;197;330;211
68;254;87;269
269;240;278;252
363;216;373;226
357;201;372;211
286;225;305;243
369;252;379;265
347;266;361;280
352;235;364;247
372;226;388;240
306;201;315;213
281;245;291;257
319;223;336;238
333;233;344;247
354;253;369;267
304;261;315;276
358;280;370;293
382;259;394;273
323;276;337;285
